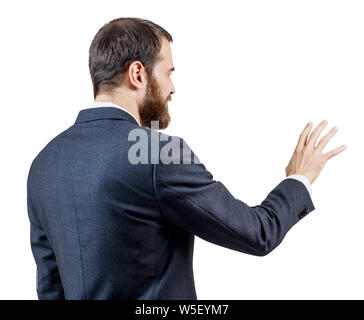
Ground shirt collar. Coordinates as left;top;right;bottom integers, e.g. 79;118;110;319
88;101;141;126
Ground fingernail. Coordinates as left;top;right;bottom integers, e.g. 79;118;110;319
333;126;338;130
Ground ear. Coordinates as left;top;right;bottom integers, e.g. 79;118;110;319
128;61;146;89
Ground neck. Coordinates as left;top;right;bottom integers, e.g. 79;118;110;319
95;90;141;125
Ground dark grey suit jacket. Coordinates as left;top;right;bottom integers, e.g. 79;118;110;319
27;106;315;300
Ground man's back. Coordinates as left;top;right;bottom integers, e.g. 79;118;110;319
27;107;199;299
27;106;315;299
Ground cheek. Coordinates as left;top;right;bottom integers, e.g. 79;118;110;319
160;78;170;97
154;74;170;99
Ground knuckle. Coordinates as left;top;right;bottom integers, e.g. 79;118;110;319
305;144;313;151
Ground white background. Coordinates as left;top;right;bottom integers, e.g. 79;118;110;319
0;0;362;299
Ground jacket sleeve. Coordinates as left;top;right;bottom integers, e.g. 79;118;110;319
27;164;65;299
153;137;315;256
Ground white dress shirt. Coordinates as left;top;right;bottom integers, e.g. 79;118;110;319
86;101;312;197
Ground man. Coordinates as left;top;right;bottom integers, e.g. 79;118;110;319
27;17;347;300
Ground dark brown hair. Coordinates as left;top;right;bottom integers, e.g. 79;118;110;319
89;17;173;98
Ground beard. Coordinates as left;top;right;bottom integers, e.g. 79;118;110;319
138;73;171;130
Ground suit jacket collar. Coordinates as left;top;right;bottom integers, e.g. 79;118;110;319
74;107;140;127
